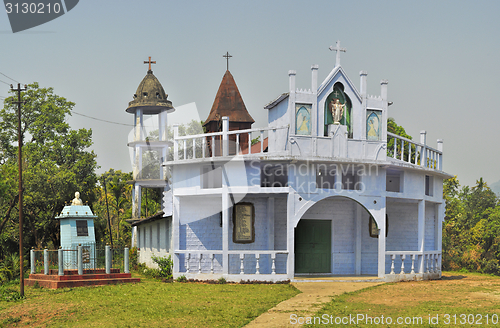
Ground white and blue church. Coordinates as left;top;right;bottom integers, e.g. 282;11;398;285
129;43;452;282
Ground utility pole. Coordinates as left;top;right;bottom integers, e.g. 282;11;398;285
11;83;27;297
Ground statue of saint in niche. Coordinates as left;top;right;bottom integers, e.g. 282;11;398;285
329;98;345;124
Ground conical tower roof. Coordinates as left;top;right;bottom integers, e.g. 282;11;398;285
204;70;254;126
126;69;175;114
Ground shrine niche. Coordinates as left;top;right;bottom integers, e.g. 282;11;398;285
233;202;255;243
366;110;382;141
295;104;311;135
324;83;352;137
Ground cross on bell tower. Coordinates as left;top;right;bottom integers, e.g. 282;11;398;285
223;51;232;71
329;41;346;67
144;56;156;71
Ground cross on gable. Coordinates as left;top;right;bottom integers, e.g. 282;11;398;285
223;51;232;71
144;56;156;71
329;41;346;67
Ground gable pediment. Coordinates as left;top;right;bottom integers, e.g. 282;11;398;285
317;66;361;104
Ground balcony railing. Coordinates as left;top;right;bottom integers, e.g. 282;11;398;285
387;132;443;170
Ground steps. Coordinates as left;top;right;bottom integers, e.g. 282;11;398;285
25;269;140;289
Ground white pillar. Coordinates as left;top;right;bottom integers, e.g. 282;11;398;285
222;116;229;157
380;80;388;101
172;195;180;274
376;198;387;278
267;198;275;250
417;200;426;273
222;165;230;275
286;191;295;279
359;71;367;98
355;203;362;275
311;65;318;93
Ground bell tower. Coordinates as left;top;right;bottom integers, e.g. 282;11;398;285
126;57;175;224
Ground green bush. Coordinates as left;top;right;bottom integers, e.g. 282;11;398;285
176;275;187;283
151;255;173;279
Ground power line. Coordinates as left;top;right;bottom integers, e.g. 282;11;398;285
71;111;134;126
0;79;11;86
0;72;18;83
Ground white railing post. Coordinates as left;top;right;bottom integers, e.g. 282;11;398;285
393;137;397;159
198;254;202;274
193;138;196;159
78;244;84;275
211;136;215;158
240;254;245;274
255;254;260;274
202;138;206;158
260;131;264;153
271;253;276;275
173;124;179;161
210;254;214;274
183;140;187;160
400;254;405;274
411;254;416;274
236;134;240;154
437;139;443;170
425;254;430;273
248;133;251;154
390;254;395;274
222;116;229;156
186;253;191;273
401;140;404;160
420;130;427;167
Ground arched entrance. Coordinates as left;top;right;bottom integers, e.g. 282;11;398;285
294;196;378;275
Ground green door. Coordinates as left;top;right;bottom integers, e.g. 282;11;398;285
295;219;331;273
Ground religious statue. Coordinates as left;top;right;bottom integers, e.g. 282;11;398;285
71;192;84;206
329;98;345;124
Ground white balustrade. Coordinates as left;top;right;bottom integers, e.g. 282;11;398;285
175;250;287;275
386;251;441;276
387;132;442;170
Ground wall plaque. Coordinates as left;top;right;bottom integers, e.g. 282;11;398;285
233;202;255;243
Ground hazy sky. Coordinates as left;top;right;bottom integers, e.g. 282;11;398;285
1;0;499;187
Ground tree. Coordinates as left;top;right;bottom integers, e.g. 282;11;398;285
0;83;98;257
442;177;500;274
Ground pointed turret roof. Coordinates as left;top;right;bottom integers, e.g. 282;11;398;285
204;70;254;126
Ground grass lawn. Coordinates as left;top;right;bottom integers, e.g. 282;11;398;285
305;272;500;327
0;274;299;328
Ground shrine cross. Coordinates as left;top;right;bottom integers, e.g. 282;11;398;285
144;56;156;71
329;41;346;67
223;51;232;71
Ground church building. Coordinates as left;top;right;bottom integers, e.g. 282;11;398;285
130;43;451;282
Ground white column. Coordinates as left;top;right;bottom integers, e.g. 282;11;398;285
436;202;444;252
222;169;230;275
132;184;141;219
355;203;362;275
172;195;180;274
286;191;295;279
267;198;275;250
376;198;387;277
288;71;296;136
417;200;426;273
222;116;229;157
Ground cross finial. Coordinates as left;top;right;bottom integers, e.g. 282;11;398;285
144;56;156;71
223;51;232;71
329;41;346;67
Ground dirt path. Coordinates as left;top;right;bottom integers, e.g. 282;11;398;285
244;281;384;328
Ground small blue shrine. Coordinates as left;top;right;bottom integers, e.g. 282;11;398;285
55;192;97;268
